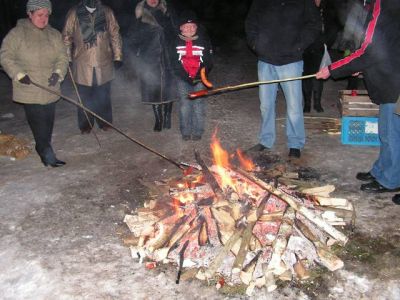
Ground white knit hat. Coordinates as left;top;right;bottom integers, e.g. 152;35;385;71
26;0;52;14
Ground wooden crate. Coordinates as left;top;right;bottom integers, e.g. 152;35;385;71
338;90;379;117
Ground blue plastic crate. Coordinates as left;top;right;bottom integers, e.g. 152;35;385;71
341;116;380;146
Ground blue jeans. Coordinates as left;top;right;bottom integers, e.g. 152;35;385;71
177;80;206;137
257;60;305;149
371;103;400;189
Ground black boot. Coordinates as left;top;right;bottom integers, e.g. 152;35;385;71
152;104;163;132
303;100;311;113
163;102;173;129
313;98;324;113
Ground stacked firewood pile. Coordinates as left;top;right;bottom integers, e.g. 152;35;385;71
123;138;354;295
0;133;30;159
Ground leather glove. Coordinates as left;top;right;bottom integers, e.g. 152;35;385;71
114;61;123;70
19;75;31;85
48;73;60;87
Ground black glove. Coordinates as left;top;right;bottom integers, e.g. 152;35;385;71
19;75;31;85
114;61;123;70
48;73;60;87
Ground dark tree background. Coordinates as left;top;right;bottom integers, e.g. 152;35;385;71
0;0;253;47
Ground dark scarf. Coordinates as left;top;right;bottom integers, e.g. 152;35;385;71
77;0;107;48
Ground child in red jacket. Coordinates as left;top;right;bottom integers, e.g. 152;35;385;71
171;10;213;141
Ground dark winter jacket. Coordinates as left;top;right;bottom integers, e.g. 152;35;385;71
131;0;177;104
329;0;400;104
245;0;321;66
170;27;213;85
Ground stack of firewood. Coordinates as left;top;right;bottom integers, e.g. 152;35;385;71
0;133;30;159
123;151;354;295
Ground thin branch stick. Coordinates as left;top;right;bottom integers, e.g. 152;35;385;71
29;80;184;170
68;67;101;147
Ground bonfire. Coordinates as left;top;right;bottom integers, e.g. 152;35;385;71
123;134;354;295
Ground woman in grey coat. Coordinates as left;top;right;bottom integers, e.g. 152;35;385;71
0;0;69;167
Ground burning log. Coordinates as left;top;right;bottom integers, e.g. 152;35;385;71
234;168;349;245
195;150;224;202
123;135;353;294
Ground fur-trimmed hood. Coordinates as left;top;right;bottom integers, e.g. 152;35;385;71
135;0;168;26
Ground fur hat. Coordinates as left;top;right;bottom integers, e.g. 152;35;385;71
26;0;52;14
178;10;198;27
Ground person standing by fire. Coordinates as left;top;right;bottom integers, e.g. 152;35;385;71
317;0;400;194
0;0;69;167
62;0;123;134
132;0;177;132
171;11;213;141
302;0;327;113
245;0;321;158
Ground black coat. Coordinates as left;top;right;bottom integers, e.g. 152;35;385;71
130;2;177;104
170;26;213;85
245;0;321;66
329;0;400;104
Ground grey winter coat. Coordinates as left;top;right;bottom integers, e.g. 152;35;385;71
0;19;68;104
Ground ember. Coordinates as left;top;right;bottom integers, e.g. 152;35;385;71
123;135;354;295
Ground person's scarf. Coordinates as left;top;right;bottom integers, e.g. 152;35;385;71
76;0;106;48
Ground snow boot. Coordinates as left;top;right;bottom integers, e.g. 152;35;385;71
152;104;163;132
163;102;173;129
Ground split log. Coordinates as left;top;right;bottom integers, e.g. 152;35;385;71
317;206;354;220
176;240;190;284
248;210;284;223
246;281;256;296
240;250;263;285
232;194;270;273
315;196;349;207
293;255;310;280
278;269;292;281
266;207;295;275
195;150;224;202
152;212;198;261
295;218;344;271
123;214;158;237
230;202;242;221
234;168;348;245
198;217;210;246
202;227;245;279
210;207;235;233
147;215;187;252
262;264;278;292
301;185;335;197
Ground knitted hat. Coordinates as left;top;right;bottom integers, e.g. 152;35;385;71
26;0;52;14
178;10;198;27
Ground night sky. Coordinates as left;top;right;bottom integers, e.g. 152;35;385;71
0;0;253;46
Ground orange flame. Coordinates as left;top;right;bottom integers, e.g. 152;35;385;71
236;149;255;171
210;132;237;190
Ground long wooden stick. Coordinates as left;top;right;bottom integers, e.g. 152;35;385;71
189;74;316;99
30;80;184;170
68;67;101;147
